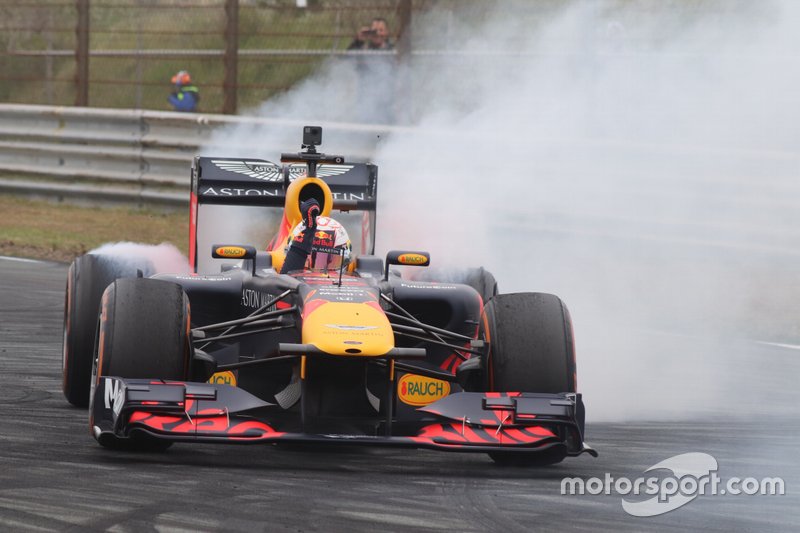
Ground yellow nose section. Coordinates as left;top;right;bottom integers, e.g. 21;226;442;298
302;302;394;356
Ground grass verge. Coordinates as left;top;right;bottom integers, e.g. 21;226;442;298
0;194;188;263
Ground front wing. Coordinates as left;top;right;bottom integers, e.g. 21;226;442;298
91;377;597;457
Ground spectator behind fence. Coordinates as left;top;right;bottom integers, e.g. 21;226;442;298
347;17;394;51
168;70;200;112
346;18;396;124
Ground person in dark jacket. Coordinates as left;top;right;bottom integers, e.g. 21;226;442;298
168;70;200;112
346;18;396;123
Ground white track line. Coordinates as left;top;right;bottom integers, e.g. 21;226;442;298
755;341;800;351
0;256;45;264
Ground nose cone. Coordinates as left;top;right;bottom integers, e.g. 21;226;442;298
302;301;394;356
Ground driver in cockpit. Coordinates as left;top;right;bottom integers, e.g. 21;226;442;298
279;199;352;274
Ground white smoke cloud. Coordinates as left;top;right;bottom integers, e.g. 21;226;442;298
89;242;191;275
202;0;800;420
373;0;800;421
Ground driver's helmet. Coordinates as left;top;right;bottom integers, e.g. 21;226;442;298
288;216;352;271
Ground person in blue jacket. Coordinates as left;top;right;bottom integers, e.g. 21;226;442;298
167;70;199;112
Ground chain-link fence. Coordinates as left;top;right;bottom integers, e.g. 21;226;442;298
0;0;411;114
1;0;771;122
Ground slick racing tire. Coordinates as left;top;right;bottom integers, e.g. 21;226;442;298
91;278;191;451
479;292;576;466
63;254;151;407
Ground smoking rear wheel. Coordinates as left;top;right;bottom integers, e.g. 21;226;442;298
62;255;122;407
479;292;576;466
91;278;191;451
465;267;498;306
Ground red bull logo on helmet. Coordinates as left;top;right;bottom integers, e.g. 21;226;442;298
313;230;335;248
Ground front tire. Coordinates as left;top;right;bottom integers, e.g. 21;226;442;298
62;255;125;406
479;292;576;466
91;278;191;451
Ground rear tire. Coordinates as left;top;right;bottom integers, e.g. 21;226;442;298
91;278;191;451
481;292;575;393
63;254;151;407
479;292;576;466
465;267;498;306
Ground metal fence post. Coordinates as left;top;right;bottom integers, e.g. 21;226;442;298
223;0;239;115
396;0;412;59
75;0;90;106
395;0;413;124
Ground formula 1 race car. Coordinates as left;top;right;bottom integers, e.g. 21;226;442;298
62;126;595;465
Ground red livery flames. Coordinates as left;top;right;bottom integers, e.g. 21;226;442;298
91;377;595;457
412;423;556;447
129;411;282;440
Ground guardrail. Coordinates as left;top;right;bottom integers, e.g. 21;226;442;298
0;104;388;207
2;103;798;211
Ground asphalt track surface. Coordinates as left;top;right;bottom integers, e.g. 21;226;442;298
0;257;797;532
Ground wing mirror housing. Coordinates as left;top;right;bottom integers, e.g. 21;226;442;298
212;244;257;274
384;250;430;281
212;244;257;260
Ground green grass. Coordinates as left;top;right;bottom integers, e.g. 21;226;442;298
0;194;188;263
0;0;401;112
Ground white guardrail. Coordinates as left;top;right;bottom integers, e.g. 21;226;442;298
0;104;389;207
2;104;798;210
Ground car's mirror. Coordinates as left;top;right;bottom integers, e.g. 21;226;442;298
384;250;430;280
211;244;257;260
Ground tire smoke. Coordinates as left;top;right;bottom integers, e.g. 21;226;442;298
89;242;190;275
203;1;800;420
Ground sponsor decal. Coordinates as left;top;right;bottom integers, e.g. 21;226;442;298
207;371;237;387
312;245;339;255
397;373;450;407
215;246;248;258
325;324;378;331
397;253;429;265
316;287;369;296
296;163;353;179
201;186;280;197
321;329;384;337
241;289;276;310
331;192;366;201
298;274;366;284
312;232;336;250
211;160;354;183
211;160;284;182
312;286;371;303
174;275;233;281
399;282;457;290
104;378;125;415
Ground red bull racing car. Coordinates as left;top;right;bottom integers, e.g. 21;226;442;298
61;127;596;465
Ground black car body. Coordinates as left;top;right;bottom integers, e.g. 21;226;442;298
63;131;595;465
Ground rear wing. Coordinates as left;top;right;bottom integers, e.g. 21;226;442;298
192;156;377;207
190;156;378;272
